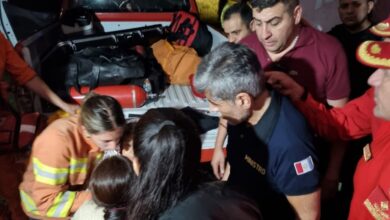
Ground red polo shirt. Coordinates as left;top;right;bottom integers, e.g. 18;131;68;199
241;24;350;103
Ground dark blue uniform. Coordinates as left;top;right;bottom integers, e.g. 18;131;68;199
227;91;319;219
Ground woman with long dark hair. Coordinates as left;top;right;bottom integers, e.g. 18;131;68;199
126;108;262;220
126;108;202;220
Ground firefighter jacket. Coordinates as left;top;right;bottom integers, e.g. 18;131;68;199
19;115;102;219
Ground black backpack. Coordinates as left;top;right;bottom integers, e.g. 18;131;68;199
63;46;166;94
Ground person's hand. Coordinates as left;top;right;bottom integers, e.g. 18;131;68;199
211;147;226;180
61;103;79;115
265;71;305;101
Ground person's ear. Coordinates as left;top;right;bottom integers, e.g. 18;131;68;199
293;5;303;25
235;92;252;109
122;139;134;159
367;0;375;14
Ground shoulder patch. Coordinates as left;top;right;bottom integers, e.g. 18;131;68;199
294;156;314;175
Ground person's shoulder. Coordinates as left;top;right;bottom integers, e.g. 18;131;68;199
313;28;341;45
72;200;104;220
49;114;78;129
34;114;79;147
240;32;260;47
273;94;313;138
306;25;343;48
278;95;306;121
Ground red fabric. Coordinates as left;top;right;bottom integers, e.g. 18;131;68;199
0;111;17;150
363;186;390;219
295;88;390;219
294;163;304;174
240;24;350;103
350;123;390;220
169;11;200;47
0;33;36;85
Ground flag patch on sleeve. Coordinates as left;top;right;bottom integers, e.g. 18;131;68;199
294;156;314;175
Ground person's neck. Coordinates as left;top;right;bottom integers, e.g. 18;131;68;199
247;90;271;125
268;26;300;62
346;20;372;34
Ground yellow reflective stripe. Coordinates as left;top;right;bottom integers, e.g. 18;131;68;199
94;153;103;165
20;190;40;215
46;191;76;217
96;152;103;160
69;157;88;174
32;158;68;185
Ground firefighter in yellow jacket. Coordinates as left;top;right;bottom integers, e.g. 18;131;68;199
19;94;125;219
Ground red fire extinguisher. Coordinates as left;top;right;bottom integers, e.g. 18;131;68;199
69;85;147;108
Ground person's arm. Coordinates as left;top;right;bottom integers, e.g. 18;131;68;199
327;98;348;108
0;33;78;114
211;118;228;179
25;76;79;114
324;32;350;105
300;93;374;140
265;71;373;140
286;189;321;220
72;200;104;220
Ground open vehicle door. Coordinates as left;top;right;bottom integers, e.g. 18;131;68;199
0;0;226;161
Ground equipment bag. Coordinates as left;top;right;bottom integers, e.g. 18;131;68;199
151;39;200;85
167;10;213;56
64;46;166;94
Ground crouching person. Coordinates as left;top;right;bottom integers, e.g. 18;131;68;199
19;94;125;219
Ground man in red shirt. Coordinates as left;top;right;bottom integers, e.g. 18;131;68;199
266;16;390;219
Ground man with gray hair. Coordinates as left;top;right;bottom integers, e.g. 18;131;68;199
194;42;320;220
